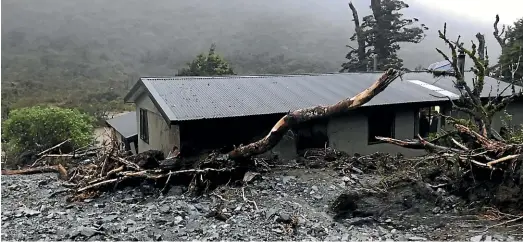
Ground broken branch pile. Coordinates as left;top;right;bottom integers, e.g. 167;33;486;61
376;122;523;210
376;124;522;170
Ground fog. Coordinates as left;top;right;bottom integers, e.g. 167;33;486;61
1;0;508;77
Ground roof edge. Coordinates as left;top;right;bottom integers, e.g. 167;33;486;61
123;78;144;103
141;79;178;122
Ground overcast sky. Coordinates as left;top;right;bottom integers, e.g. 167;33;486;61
412;0;522;24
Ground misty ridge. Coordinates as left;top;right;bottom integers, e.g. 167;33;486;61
0;0;508;111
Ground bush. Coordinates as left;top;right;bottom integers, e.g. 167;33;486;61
500;110;523;144
2;106;95;155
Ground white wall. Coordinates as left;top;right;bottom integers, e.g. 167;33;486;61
135;93;180;156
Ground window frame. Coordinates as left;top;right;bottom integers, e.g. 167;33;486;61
139;108;149;144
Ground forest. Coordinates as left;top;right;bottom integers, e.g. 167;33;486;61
1;0;521;123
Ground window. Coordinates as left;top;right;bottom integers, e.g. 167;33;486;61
414;106;441;138
139;108;149;143
367;110;395;144
295;119;329;152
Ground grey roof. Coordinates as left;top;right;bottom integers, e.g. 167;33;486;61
105;111;137;138
125;72;521;121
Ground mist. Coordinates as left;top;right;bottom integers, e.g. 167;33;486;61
3;0;508;74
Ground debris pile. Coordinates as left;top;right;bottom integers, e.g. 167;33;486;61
2;138;249;201
375;123;523;211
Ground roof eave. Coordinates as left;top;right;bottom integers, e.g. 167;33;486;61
123;78;145;103
141;79;178;123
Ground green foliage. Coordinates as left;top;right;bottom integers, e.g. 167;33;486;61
2;106;95;154
497;18;523;83
341;0;427;72
499;110;523;144
178;44;235;76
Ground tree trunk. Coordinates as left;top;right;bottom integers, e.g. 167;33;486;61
349;2;366;64
227;68;402;160
370;0;386;70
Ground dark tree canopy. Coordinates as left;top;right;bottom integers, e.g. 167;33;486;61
496;17;523;84
177;44;235;76
341;0;427;72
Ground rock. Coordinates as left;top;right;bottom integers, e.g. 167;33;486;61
341;233;350;241
194;204;209;213
408;236;427;241
432;207;441;214
385;219;392;224
311;186;319;191
94;203;105;208
102;215;118;222
126;219;137;225
391;229;397;234
174;216;183;225
470;235;484;242
282;176;295;184
484;235;492;242
70;226;99;239
342;176;351;182
168;186;184;196
20;208;40;217
159;205;171;214
266;208;278;219
277;212;292;223
313;195;323;200
346;217;374;225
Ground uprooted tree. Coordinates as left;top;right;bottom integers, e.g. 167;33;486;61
2;69;402;201
376;21;523;209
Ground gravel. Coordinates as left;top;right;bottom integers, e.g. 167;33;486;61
2;169;522;241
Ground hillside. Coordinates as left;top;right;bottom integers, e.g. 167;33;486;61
1;0;507;117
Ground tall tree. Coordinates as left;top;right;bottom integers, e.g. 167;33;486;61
178;44;235;76
341;0;427;72
494;16;523;84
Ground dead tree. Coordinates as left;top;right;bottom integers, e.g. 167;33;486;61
434;23;522;138
493;14;509;50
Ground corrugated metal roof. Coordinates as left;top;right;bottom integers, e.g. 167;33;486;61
105;111;137;138
136;72;521;121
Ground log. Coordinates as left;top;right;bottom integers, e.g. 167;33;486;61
227;68;402;160
2;164;68;179
375;135;463;153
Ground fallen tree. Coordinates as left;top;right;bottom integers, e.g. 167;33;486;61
228;68;402;160
2;68;403;200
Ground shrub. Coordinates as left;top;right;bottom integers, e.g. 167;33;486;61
500;110;523;144
2;106;95;155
